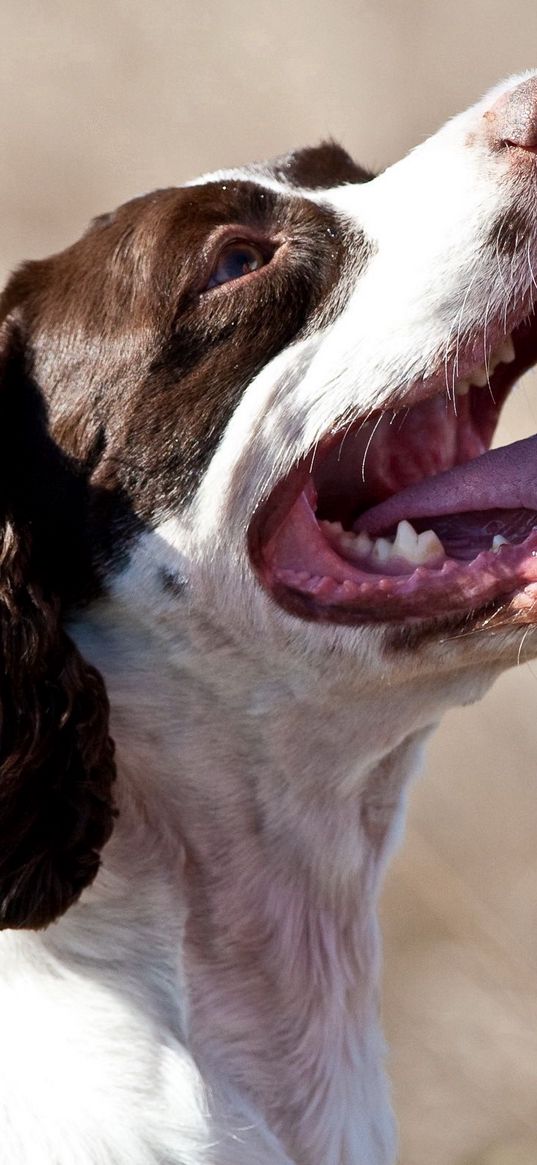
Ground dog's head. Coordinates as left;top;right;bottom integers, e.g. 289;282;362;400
3;71;537;928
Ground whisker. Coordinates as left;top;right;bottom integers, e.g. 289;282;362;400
449;273;482;417
443;315;459;407
526;239;537;292
483;297;495;404
509;231;520;286
439;619;483;644
517;625;532;667
396;406;410;432
361;413;384;484
308;440;320;474
495;211;510;294
337;411;368;462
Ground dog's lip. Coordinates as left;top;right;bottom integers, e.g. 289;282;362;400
374;298;535;412
248;303;537;625
249;477;537;623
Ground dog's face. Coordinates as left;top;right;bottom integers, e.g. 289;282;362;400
2;71;537;928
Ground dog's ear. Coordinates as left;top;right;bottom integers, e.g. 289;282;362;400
0;313;116;930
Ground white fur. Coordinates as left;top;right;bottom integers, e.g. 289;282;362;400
1;72;537;1165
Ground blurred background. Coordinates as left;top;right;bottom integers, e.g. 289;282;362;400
1;3;537;1162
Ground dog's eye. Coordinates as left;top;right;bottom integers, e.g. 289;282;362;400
207;241;268;289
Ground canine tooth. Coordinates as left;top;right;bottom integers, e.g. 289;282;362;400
492;534;510;551
496;336;515;364
367;525;446;567
455;379;470;396
393;519;420;559
371;536;393;563
415;529;445;563
390;522;445;565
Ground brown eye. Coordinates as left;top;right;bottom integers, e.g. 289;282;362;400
207;241;268;289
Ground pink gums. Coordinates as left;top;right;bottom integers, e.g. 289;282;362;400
263;489;537;621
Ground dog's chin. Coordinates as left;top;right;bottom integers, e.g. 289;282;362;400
249;302;537;642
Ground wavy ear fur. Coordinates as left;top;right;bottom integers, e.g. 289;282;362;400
0;316;116;929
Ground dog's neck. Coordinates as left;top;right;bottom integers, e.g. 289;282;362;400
177;721;420;1165
43;601;482;1164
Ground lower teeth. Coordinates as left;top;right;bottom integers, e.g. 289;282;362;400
321;519;512;568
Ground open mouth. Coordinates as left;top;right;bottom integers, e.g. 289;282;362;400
249;306;537;624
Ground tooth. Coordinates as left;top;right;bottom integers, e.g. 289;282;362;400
455;379;470;397
391;522;445;564
466;337;515;390
488;337;516;372
371;536;393;563
369;524;445;567
470;364;489;387
488;351;502;373
415;529;445;563
354;532;373;557
496;336;515;364
393;519;420;559
336;530;373;560
492;534;510;551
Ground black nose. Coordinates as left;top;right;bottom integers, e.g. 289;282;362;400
485;74;537;153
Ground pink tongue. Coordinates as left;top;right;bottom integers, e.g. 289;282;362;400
357;434;537;534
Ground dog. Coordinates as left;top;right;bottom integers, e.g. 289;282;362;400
0;68;537;1165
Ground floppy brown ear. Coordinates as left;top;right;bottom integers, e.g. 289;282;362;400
0;315;116;929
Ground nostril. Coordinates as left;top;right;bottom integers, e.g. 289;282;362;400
485;75;537;154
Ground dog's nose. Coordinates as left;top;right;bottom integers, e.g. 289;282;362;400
485;74;537;152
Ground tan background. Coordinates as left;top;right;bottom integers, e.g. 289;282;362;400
1;3;537;1163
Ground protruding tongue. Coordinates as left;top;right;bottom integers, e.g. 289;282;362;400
357;433;537;534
